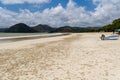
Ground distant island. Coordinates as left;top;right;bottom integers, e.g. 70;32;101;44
0;18;120;33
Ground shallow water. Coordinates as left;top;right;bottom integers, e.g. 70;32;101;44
0;33;49;43
0;33;68;43
0;33;45;37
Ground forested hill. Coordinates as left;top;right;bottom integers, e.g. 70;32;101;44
5;23;37;33
100;18;120;32
0;23;100;33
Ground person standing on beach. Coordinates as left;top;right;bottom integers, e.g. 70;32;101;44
113;30;115;34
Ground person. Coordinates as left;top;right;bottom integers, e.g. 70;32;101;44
113;30;115;34
101;34;105;40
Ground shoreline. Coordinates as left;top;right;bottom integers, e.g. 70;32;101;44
0;33;72;49
0;33;70;43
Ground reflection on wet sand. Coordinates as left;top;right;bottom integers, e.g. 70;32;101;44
0;33;69;43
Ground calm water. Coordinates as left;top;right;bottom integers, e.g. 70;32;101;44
0;33;46;37
0;33;48;42
0;33;65;43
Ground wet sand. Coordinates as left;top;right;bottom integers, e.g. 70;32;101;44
0;33;69;44
0;33;120;80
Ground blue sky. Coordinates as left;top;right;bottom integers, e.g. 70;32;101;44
0;0;120;28
0;0;96;12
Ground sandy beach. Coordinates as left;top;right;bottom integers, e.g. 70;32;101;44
0;33;120;80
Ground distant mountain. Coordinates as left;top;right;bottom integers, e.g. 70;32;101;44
5;23;38;33
100;18;120;32
0;23;101;33
32;24;55;33
0;28;8;32
52;26;74;32
51;26;99;33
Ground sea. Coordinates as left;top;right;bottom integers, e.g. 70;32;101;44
0;33;65;43
0;33;46;37
0;33;45;43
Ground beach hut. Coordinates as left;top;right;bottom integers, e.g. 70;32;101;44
115;29;120;32
115;29;120;35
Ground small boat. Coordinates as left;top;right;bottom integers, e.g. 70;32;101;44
101;34;119;40
104;35;119;40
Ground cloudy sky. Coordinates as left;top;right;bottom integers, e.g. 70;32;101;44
0;0;120;28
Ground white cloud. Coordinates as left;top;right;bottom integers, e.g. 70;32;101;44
91;0;120;26
0;7;18;27
0;0;50;4
0;0;120;28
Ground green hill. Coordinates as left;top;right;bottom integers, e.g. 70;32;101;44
5;23;38;33
1;23;100;33
51;26;99;33
0;28;8;32
32;24;55;33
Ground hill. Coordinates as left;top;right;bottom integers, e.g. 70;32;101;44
51;26;99;33
100;18;120;32
32;24;55;33
0;23;100;33
5;23;38;33
0;28;8;32
51;26;73;32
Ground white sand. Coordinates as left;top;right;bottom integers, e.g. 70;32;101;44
0;33;120;80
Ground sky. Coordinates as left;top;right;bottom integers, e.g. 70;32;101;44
0;0;120;28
